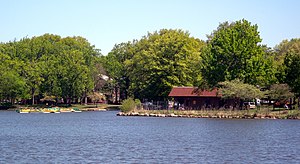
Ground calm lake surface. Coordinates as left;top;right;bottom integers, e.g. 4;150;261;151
1;111;300;163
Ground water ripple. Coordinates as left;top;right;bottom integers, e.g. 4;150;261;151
0;111;300;163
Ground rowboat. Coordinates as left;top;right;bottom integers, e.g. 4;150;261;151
16;108;31;113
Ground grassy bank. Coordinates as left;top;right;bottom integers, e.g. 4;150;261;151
118;108;300;119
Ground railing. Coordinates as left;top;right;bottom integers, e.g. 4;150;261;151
140;101;242;110
142;101;168;110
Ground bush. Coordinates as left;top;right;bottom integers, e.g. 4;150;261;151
135;99;142;109
0;102;13;110
120;98;136;113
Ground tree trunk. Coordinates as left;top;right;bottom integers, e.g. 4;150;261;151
84;96;88;105
11;98;15;105
31;88;35;105
298;97;300;110
114;86;119;104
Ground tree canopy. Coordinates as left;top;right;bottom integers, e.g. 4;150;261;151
125;29;206;100
284;47;300;96
274;38;300;83
203;19;276;87
0;34;101;104
1;19;300;105
218;79;264;101
268;84;294;101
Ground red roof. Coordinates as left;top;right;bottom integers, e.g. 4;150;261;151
168;87;220;97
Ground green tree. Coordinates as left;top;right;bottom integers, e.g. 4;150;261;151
0;53;27;102
103;41;136;103
218;79;264;109
40;36;99;103
126;29;205;100
34;34;65;100
274;38;300;83
284;51;300;96
268;84;294;102
219;79;264;100
203;19;276;87
0;34;101;105
0;71;27;102
17;37;45;104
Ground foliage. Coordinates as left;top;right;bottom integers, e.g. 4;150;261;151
126;29;206;100
218;79;264;101
0;70;27;101
268;84;294;101
88;92;105;102
120;98;136;113
1;25;300;105
284;50;300;96
274;38;300;83
103;41;136;102
0;53;28;100
0;34;101;104
88;92;106;107
203;19;276;87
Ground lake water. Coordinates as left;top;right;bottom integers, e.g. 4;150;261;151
1;110;300;163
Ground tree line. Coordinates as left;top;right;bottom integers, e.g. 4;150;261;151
0;34;103;105
1;19;300;106
103;19;300;105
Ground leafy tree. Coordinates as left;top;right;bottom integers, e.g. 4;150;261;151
31;35;100;104
274;38;300;83
126;29;205;100
16;37;45;104
34;34;65;99
218;79;264;109
203;19;276;87
268;84;294;102
0;43;29;102
284;51;300;96
103;41;136;103
88;92;105;107
0;34;101;105
0;53;27;102
0;71;27;102
219;79;264;100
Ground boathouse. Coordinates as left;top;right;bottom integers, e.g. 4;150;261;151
168;87;222;110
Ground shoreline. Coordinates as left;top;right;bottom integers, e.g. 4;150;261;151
117;109;300;120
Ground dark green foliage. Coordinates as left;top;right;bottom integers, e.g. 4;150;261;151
0;34;101;104
274;38;300;83
103;29;205;101
1;22;299;104
126;29;205;100
284;51;300;96
102;41;136;102
203;19;276;87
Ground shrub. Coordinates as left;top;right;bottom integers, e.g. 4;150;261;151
0;102;13;110
135;99;142;109
120;98;136;113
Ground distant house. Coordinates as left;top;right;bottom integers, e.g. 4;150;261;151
168;87;223;110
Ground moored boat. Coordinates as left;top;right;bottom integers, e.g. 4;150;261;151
72;108;82;112
16;108;31;113
41;107;60;113
60;108;73;113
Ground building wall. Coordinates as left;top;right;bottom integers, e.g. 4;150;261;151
174;97;222;110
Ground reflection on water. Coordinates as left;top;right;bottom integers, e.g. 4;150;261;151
0;111;300;163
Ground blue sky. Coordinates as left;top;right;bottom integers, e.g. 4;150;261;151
1;0;300;55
